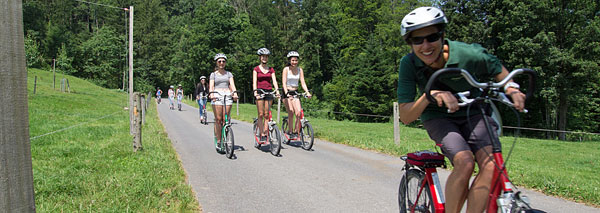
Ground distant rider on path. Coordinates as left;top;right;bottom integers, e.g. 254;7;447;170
196;76;209;122
176;84;184;111
156;87;162;104
168;85;175;110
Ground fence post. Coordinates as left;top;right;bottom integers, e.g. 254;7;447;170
277;97;281;123
53;58;56;89
133;92;143;151
60;78;65;92
394;102;400;145
66;78;70;93
141;93;146;125
33;76;37;94
147;91;151;108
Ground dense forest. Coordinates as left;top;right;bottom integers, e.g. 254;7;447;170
22;0;599;140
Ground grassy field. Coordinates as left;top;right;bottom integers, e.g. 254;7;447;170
184;98;600;207
28;68;199;212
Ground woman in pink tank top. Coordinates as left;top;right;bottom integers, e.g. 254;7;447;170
253;48;280;142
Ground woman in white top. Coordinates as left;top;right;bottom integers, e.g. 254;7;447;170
168;85;175;110
209;53;238;145
282;51;311;137
176;84;184;111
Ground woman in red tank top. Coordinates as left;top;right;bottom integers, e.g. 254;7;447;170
253;48;280;142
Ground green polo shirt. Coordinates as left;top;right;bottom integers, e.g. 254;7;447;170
397;39;503;122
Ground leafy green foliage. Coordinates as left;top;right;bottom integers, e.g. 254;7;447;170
24;31;44;68
442;0;600;139
22;0;600;136
79;26;124;88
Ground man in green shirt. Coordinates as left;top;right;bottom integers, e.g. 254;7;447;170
397;7;526;212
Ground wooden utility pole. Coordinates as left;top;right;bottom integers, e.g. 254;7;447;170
128;6;134;135
0;1;37;211
123;11;127;91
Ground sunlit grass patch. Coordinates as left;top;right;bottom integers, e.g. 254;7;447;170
28;68;199;212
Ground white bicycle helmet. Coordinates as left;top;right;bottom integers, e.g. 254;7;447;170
214;53;227;61
286;51;300;59
170;85;174;88
401;7;448;40
199;76;207;80
257;48;271;56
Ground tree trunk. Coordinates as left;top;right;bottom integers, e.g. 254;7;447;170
558;89;568;140
0;0;37;211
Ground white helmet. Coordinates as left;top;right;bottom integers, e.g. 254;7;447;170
286;51;300;59
401;7;448;40
170;85;174;88
214;53;227;61
199;76;207;80
257;48;271;56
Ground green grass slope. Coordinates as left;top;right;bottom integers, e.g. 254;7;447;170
28;68;199;212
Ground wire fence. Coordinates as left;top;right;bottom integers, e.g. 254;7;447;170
29;100;598;141
303;107;600;139
30;111;120;140
304;109;392;119
502;126;600;136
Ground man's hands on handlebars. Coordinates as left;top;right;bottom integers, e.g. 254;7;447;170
429;88;526;113
431;90;459;113
505;87;525;112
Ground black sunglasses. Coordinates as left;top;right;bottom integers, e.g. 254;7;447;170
217;60;226;63
408;31;443;45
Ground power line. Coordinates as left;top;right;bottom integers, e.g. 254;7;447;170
73;0;126;10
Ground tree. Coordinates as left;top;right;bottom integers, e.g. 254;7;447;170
486;0;600;139
293;0;341;99
441;0;600;139
24;30;44;68
79;26;125;88
133;0;174;92
0;0;37;211
323;0;419;121
56;43;75;75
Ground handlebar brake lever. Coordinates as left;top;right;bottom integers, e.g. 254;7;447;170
498;93;528;113
456;91;473;107
447;91;473;113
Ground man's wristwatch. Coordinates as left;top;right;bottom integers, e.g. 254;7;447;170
504;82;520;91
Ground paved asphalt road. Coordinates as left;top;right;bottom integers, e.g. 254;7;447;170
157;101;598;212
